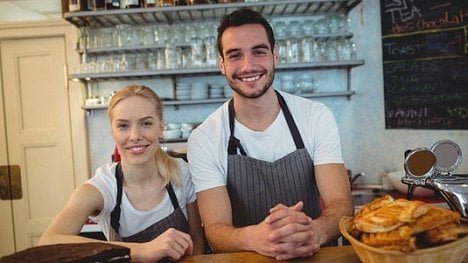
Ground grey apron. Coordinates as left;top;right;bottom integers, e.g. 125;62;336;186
109;162;189;243
227;91;321;227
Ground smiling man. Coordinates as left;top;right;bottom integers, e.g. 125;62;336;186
187;8;352;260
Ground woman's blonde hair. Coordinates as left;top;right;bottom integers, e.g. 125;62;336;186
107;85;181;187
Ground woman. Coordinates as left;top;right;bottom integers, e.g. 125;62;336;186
39;85;204;262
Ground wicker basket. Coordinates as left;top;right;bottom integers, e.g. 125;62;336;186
339;216;468;263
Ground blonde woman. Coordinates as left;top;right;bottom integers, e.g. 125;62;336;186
40;85;204;262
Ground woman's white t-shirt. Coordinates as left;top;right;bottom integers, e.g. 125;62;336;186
86;158;196;239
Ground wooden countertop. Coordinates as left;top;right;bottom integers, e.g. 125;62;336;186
179;245;468;263
179;246;360;263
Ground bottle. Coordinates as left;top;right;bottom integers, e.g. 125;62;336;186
144;0;157;7
105;0;119;9
92;0;106;10
159;0;173;6
69;0;81;11
125;0;140;8
111;0;121;8
174;0;187;5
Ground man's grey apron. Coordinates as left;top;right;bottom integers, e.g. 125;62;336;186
109;162;189;243
226;91;321;227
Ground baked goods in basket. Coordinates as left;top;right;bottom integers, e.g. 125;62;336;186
350;195;468;252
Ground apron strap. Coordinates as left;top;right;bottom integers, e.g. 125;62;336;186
110;163;181;235
227;91;305;156
228;99;247;156
110;162;123;234
275;90;305;149
165;182;180;210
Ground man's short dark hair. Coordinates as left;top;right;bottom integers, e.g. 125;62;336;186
217;7;275;58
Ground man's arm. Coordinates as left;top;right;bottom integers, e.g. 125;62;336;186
263;163;352;260
197;186;284;257
313;163;353;244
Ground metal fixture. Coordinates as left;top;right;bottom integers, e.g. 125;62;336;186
401;140;467;218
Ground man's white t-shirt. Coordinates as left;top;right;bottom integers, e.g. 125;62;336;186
86;159;196;239
187;90;343;193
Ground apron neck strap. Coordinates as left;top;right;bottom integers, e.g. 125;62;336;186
228;99;247;155
275;90;305;149
227;91;305;156
110;163;181;235
110;162;123;234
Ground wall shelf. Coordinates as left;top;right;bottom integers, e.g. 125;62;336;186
71;60;364;81
64;0;362;28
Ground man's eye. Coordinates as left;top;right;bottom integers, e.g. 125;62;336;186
253;49;267;56
227;53;241;60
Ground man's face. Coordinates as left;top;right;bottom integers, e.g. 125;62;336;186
218;24;277;99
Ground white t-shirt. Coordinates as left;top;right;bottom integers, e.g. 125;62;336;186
187;91;343;193
86;159;196;239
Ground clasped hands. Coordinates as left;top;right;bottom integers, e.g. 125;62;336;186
253;201;321;260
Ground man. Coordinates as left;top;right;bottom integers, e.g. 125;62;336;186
187;7;352;260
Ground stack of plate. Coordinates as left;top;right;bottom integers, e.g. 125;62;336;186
175;82;191;100
209;84;224;99
223;84;233;97
191;81;209;100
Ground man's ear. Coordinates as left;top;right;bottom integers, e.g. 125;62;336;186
273;46;279;67
219;55;226;75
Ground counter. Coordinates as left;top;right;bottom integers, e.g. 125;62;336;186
178;246;468;263
179;246;359;263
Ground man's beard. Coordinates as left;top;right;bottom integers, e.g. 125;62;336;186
228;70;275;99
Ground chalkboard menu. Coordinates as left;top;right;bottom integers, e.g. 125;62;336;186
380;0;468;129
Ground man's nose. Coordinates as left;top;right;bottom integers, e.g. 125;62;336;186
240;54;255;69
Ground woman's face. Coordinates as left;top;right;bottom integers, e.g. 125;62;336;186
110;95;163;166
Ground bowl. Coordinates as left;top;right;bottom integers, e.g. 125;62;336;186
386;171;435;197
165;123;181;130
180;123;194;130
163;129;181;140
339;216;468;263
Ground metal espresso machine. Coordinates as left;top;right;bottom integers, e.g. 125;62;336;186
401;140;468;219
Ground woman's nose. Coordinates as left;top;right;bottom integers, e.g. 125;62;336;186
130;126;141;141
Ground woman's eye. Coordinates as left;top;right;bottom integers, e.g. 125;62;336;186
142;121;153;127
117;123;128;129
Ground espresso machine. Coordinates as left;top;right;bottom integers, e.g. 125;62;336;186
401;140;468;218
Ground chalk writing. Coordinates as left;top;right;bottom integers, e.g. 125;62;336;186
381;0;468;129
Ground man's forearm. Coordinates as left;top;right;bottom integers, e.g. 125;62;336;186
204;223;254;253
313;198;353;245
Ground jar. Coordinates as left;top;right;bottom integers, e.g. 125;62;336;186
280;75;297;94
160;0;173;6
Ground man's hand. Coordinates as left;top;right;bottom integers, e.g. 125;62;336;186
263;202;321;260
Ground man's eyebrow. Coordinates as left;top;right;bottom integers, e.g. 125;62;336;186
225;44;270;56
225;48;240;56
252;44;270;50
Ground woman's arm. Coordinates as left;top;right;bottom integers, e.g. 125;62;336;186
38;183;105;245
187;200;205;254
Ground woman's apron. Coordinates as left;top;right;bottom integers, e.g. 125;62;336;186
226;91;321;227
108;162;189;243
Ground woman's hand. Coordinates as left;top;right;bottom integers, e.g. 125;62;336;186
135;228;193;262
